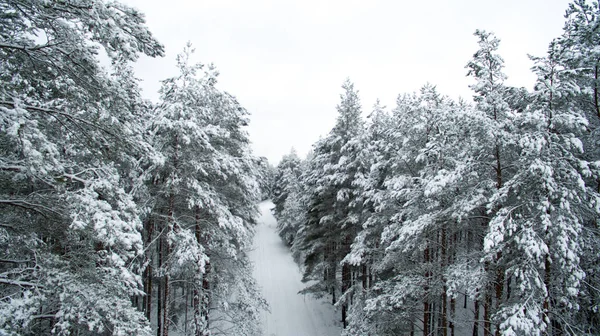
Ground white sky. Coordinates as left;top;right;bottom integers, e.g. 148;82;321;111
122;0;572;165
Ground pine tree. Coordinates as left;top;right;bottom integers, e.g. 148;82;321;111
298;79;364;327
146;44;265;336
0;0;164;334
272;148;302;221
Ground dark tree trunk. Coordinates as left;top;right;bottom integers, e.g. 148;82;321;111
495;252;504;336
157;234;163;336
450;296;456;336
484;291;491;336
341;235;351;329
473;299;479;336
163;274;170;336
361;263;367;289
144;218;154;320
162;134;180;336
202;261;211;333
193;206;203;336
441;225;448;336
341;262;350;328
424;245;430;336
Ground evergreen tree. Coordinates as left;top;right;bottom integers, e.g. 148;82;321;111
0;0;164;334
298;79;364;327
272;148;302;219
146;45;265;336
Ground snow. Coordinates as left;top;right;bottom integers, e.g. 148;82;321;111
249;201;341;336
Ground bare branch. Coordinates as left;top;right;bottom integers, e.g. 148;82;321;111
0;278;43;288
0;199;62;217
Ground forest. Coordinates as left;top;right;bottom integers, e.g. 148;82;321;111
1;0;600;335
272;2;600;335
0;0;269;335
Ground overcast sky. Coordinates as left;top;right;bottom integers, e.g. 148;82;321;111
122;0;571;164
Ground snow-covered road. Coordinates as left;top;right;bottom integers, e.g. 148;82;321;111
249;201;341;336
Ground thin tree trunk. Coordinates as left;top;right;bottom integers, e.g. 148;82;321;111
184;283;189;335
163;192;174;336
193;206;204;336
424;245;430;336
163;134;179;336
361;263;367;289
163;273;170;336
484;290;491;336
441;225;448;336
595;64;600;119
495;252;504;336
544;255;552;336
368;264;373;289
473;299;479;336
341;262;350;328
330;241;337;306
202;261;211;334
506;276;511;300
144;218;154;320
157;234;163;336
341;235;351;328
450;296;456;336
193;282;202;336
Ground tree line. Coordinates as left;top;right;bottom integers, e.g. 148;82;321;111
0;0;268;335
272;1;600;335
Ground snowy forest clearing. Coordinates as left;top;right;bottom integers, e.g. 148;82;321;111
249;202;340;336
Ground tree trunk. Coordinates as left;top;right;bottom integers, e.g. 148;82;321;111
341;262;350;328
184;283;189;335
157;234;163;336
544;255;555;336
506;276;511;300
450;296;456;336
484;291;491;336
145;264;152;320
162;134;180;336
193;206;203;336
163;273;170;336
144;218;154;320
473;299;479;336
361;263;367;289
202;261;211;334
441;225;448;336
594;63;600;119
424;245;430;336
341;235;351;329
329;241;337;305
163;191;175;336
495;252;504;336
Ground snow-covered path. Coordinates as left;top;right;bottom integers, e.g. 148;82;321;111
249;201;341;336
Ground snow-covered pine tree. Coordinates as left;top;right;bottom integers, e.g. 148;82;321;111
553;4;600;330
341;100;392;335
297;79;365;327
276;162;306;246
464;30;517;336
272;148;302;223
146;44;265;336
364;85;468;335
480;17;600;334
0;0;164;334
255;156;276;201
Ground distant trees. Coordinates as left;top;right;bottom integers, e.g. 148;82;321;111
272;1;600;335
0;1;263;335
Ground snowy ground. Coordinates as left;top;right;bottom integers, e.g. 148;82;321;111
249;201;341;336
